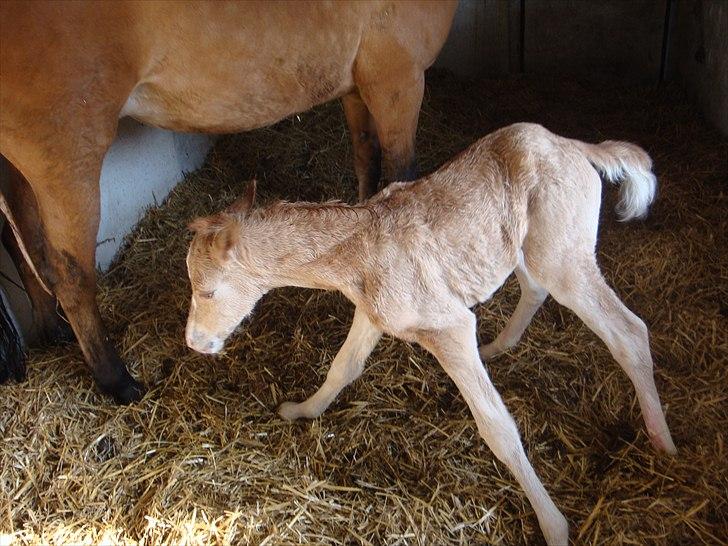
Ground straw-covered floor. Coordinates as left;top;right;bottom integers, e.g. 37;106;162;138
2;71;727;545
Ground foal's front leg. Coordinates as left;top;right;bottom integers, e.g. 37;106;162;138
418;310;568;546
278;307;382;420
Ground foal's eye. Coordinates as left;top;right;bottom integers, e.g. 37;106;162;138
199;290;216;299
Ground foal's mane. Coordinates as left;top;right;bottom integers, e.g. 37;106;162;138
190;197;380;240
257;199;380;222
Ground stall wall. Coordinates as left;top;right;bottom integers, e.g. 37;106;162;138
437;0;726;135
436;0;668;80
523;0;666;81
95;119;211;269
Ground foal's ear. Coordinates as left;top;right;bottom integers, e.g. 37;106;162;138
187;216;239;263
210;224;240;263
226;179;257;217
188;213;228;235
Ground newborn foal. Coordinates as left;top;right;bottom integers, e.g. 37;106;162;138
185;123;676;545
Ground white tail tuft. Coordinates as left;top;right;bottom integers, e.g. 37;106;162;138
577;140;657;221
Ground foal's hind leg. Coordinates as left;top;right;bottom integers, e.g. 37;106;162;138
480;254;548;359
534;257;676;454
278;307;382;420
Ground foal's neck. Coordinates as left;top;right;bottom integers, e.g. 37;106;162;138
255;201;374;292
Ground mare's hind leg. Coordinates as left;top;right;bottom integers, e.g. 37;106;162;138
1;223;71;346
0;285;25;383
533;256;676;454
342;92;382;201
278;307;382;420
355;66;424;183
1;164;74;345
480;253;548;359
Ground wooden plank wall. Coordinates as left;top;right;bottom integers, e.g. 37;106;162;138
524;0;667;80
435;0;727;134
436;0;669;81
669;0;728;134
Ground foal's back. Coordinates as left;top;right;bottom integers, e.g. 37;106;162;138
365;123;599;308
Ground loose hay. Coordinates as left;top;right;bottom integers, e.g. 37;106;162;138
1;71;727;545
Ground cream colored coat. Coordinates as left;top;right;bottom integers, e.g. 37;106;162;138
186;123;676;546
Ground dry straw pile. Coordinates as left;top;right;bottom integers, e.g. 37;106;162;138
1;71;726;545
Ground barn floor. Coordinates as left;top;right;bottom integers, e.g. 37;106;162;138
2;71;727;545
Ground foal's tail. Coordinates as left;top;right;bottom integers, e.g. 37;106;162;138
574;139;657;221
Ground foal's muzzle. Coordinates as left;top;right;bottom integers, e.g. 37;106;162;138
186;329;224;354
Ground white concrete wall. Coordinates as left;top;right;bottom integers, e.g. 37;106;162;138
96;119;211;269
0;120;211;339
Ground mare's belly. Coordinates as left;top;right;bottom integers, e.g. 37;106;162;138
121;73;353;134
120;1;363;133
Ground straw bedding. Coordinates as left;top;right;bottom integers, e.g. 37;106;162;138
1;71;726;545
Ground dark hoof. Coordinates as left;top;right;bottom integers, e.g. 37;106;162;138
399;162;418;182
390;159;417;183
111;377;146;405
99;374;146;405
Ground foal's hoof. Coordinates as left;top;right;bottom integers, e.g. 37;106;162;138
278;401;303;421
541;511;569;546
279;401;318;421
650;430;678;455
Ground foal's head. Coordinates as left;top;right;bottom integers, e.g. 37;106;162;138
185;181;268;354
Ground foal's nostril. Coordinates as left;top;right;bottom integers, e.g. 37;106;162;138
186;329;206;350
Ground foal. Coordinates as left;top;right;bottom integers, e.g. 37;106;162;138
185;123;676;545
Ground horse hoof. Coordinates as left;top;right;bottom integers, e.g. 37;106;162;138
112;378;146;405
478;342;502;360
278;401;304;421
99;374;146;405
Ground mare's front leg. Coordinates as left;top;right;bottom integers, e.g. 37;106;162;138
279;307;382;420
416;309;568;546
3;137;144;403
